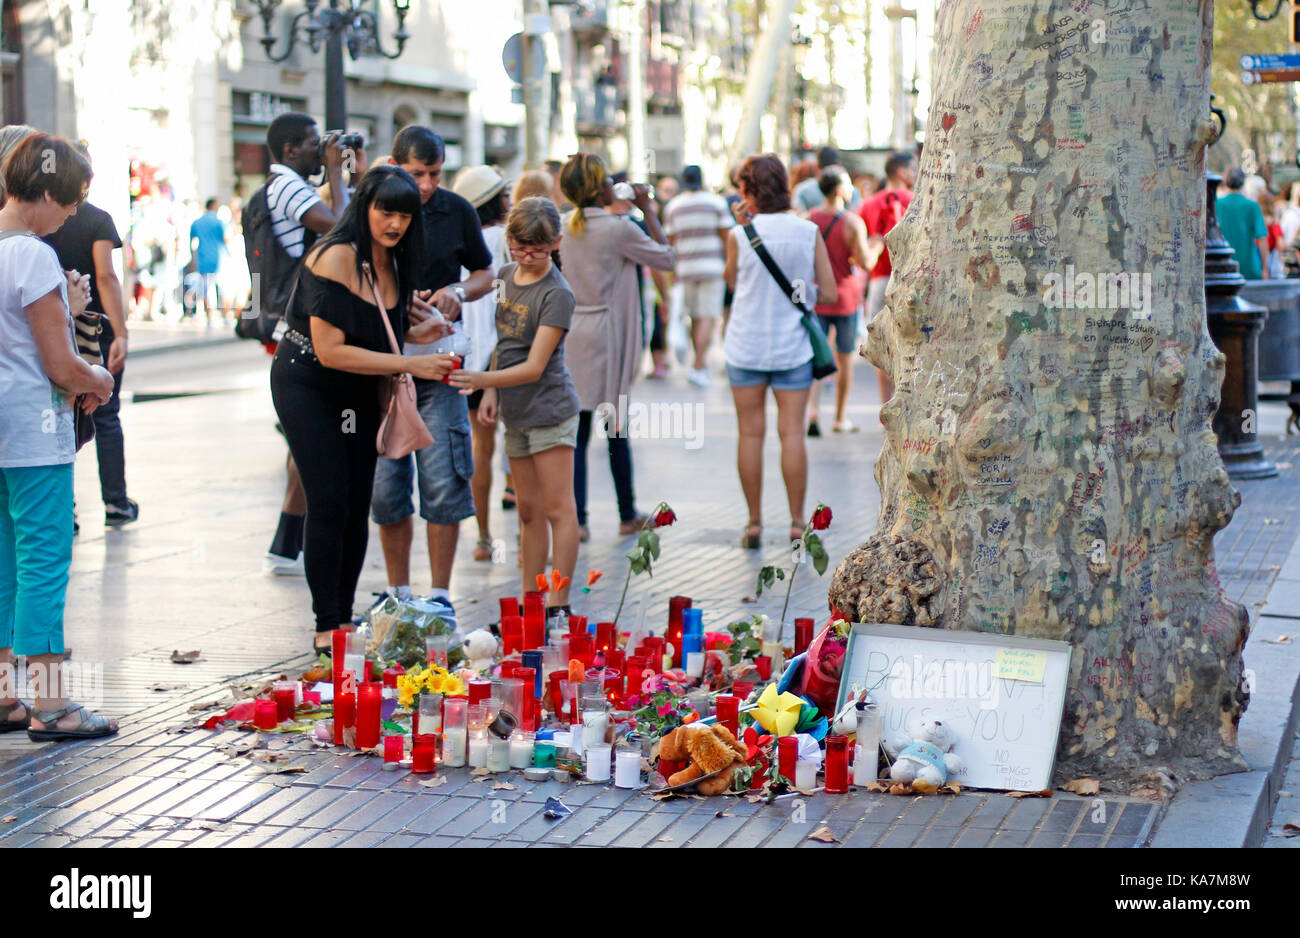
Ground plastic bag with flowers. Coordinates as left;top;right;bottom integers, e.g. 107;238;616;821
369;594;464;669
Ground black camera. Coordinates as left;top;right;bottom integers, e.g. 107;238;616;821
325;130;366;151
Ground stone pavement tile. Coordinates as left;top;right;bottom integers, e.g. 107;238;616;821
574;807;644;846
721;815;786;848
107;827;173;849
275;788;377;830
1035;800;1085;835
1001;797;1053;830
609;809;683;848
912;824;961;848
68;836;114;848
422;795;502;838
296;828;356;849
335;791;428;833
874;823;926;848
195;782;279;822
404;797;476;836
931;793;987;827
1069;834;1107;848
584;785;652;812
123;776;227;817
45;809;116;839
47;774;156;814
1110;803;1157;837
839;821;891;848
337;829;390;848
149;827;207;846
965;795;1016;828
892;794;950;826
988;827;1035;847
218;824;297;848
646;805;716;847
77;776;182;816
952;826;996;848
319;758;384;789
183;823;264;848
225;785;310;825
294;756;358;788
375;833;430;848
257;824;331;848
760;797;837;848
28;833;78;847
686;813;749;847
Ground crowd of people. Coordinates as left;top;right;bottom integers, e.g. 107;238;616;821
1216;167;1300;281
0;109;916;741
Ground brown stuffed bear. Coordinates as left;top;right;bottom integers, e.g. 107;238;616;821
658;722;748;795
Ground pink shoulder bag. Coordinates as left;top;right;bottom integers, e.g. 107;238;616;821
363;261;433;458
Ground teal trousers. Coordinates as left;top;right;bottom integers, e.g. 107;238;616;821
0;464;73;655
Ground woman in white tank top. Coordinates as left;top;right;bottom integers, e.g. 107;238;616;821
722;155;837;549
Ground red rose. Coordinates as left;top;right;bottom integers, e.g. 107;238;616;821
811;505;832;530
653;508;677;528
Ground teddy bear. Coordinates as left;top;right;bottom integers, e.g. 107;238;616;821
461;629;499;673
657;722;749;795
888;719;963;791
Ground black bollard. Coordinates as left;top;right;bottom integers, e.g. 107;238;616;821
1204;172;1277;479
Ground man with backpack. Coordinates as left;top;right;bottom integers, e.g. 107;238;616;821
859;151;915;409
242;112;352;576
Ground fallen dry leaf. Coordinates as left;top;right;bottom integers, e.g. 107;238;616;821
471;767;492;776
1262;635;1294;645
651;792;677;802
492;781;517;791
745;794;765;804
740;596;756;604
1007;789;1053;798
807;825;840;843
419;776;449;788
658;835;673;842
195;821;229;832
258;764;307;775
170;649;202;664
939;782;962;794
1130;788;1163;801
861;779;890;793
1064;778;1101;796
247;751;290;764
1282;823;1300;838
1;815;16;824
149;683;187;692
688;794;707;801
888;783;911;796
188;698;227;712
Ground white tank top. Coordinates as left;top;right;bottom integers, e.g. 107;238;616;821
724;212;817;372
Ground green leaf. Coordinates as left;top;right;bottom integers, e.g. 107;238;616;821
646;530;661;560
629;557;645;575
381;720;406;735
638;529;652;549
804;533;821;554
812;551;829;576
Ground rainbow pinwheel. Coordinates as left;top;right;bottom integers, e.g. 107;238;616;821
751;683;806;737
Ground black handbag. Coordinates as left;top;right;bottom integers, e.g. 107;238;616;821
742;223;838;380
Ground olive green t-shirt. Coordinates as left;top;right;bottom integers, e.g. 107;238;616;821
494;262;580;428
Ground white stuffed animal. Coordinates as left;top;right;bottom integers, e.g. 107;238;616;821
462;629;499;673
888;718;963;789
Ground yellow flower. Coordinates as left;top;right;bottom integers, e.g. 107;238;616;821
396;674;417;709
426;673;446;695
442;675;465;697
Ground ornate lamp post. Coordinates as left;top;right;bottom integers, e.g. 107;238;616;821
250;0;412;131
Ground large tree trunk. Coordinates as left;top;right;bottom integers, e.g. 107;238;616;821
830;0;1251;788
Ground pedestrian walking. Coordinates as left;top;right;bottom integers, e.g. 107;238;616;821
662;164;732;387
859;151;915;407
270;166;457;656
450;165;511;563
450;198;581;610
792;147;862;216
1217;168;1269;281
0;133;118;741
723;154;836;549
250;112;352;577
806;168;874;435
371;126;495;627
188;198;227;325
557;154;675;542
42;182;139;528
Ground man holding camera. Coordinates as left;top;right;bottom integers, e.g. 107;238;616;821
257;113;353;576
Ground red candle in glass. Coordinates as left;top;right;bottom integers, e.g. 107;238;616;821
303;690;321;706
625;658;645;696
523;593;546;647
501;615;524;655
383;735;404;763
568;614;587;635
382;665;404;689
468;679;492;707
667;596;691;668
754;655;772;681
733;680;754;700
644;637;664;673
523;589;546;611
523;616;545;652
825;735;849;794
794;618;815;656
515;668;536;727
595;622;615;654
333;693;355;745
603;672;622;702
715;695;739;737
500;660;518;680
778;736;798;781
331;629;349;684
412;736;436;773
606;649;625;675
499;596;520;619
548;670;567;714
273;686;296;722
254;698;278;731
356;682;382;750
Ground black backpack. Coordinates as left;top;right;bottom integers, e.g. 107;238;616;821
235;174;316;342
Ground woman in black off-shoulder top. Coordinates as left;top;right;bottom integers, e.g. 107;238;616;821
270;166;458;654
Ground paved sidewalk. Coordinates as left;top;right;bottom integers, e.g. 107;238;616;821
4;345;1300;847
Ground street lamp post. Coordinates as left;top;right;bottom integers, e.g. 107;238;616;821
250;0;412;131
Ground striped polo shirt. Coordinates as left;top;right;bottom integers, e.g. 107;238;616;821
266;163;322;258
663;189;732;282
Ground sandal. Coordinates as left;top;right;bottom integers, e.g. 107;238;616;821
0;700;31;733
474;536;493;562
27;703;119;742
501;488;517;511
578;525;590;544
807;420;821;438
618;513;651;536
741;521;762;550
832;420;859;433
313;633;333;657
790;523;806;543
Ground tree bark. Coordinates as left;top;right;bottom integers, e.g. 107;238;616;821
829;0;1251;788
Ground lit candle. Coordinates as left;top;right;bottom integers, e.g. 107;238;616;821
667;596;691;668
468;729;489;768
795;759;818;791
383;735;404;764
614;749;641;789
412;736;436;773
509;731;534;769
625;657;645;696
273;682;296;722
760;640;783;663
487;735;512;772
520;652;544;696
417;693;443;739
356;682;382;750
425;634;449;668
824;735;849;794
585;744;612;782
794;618;815;656
343;653;366;687
443;726;467;767
581;706;608;749
254;698;278;731
715;695;739;737
595;621;615;654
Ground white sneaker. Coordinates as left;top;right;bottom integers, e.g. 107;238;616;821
262;551;305;576
687;368;711;388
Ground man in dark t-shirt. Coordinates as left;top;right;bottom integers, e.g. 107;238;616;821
371;126;494;627
43;201;138;527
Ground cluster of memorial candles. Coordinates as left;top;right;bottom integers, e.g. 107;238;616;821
249;593;883;792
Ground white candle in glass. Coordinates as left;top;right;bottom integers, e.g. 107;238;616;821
685;651;705;677
509;732;534;769
569;722;584;757
614;749;641;789
343;654;365;684
582;709;608;749
585;745;612;781
795;759;818;791
855;706;882;786
487;736;511;772
442;726;467;767
467;730;489;768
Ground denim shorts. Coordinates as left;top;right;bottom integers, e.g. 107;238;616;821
816;311;860;355
726;359;814;391
371;379;475;525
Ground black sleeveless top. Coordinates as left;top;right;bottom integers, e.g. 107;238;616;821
286;264;405;355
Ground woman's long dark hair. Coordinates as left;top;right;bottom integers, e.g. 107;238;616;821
307;164;425;311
